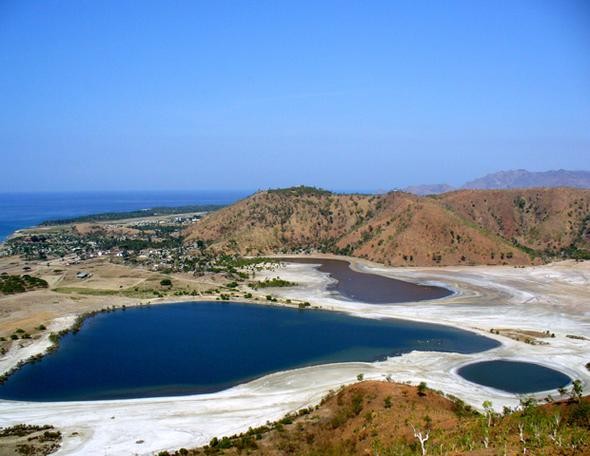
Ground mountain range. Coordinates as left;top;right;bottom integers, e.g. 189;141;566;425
403;169;590;196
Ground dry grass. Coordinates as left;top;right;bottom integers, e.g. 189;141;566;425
169;381;590;456
183;188;590;266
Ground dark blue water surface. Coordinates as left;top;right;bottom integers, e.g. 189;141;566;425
0;302;499;401
0;191;249;241
458;360;571;393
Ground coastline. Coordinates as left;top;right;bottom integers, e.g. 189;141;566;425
0;255;589;454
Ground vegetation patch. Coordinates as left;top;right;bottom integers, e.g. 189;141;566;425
0;274;48;295
267;185;332;197
250;277;296;289
0;424;61;455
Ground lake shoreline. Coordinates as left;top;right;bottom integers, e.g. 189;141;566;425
0;300;499;402
0;256;589;455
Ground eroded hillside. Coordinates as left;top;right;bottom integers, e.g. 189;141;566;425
438;189;590;256
184;186;590;266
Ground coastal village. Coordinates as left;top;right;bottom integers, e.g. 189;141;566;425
1;212;212;274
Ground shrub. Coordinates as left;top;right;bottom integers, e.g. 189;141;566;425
384;395;392;408
351;391;364;415
569;400;590;427
417;381;428;396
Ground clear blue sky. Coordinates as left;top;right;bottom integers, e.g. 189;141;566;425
1;0;588;192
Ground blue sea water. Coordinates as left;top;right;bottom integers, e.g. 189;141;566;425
0;191;250;241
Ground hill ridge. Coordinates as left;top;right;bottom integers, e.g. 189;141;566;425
184;187;590;266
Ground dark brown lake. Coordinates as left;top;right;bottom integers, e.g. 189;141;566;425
280;258;452;304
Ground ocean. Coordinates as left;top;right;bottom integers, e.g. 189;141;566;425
0;190;250;241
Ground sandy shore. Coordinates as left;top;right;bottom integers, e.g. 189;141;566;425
1;258;589;455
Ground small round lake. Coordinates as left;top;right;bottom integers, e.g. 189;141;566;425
280;258;451;303
0;302;498;401
458;360;571;394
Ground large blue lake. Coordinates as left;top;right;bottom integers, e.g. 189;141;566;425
0;302;499;401
0;191;249;241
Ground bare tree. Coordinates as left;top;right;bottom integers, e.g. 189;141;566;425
481;400;495;448
518;423;527;455
482;428;489;449
548;413;562;448
410;423;429;456
482;400;495;428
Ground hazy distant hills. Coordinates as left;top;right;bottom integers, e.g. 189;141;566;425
184;186;590;266
400;184;455;196
404;169;590;195
464;169;590;190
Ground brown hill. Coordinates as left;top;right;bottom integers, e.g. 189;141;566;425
184;186;542;266
169;380;590;456
437;188;590;255
333;191;531;266
183;186;590;266
184;187;374;255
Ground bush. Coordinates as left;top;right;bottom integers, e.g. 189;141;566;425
160;279;172;287
417;381;428;396
351;391;364;415
569;400;590;427
384;395;392;408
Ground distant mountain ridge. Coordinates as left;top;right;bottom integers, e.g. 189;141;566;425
401;184;454;196
463;169;590;190
403;169;590;195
